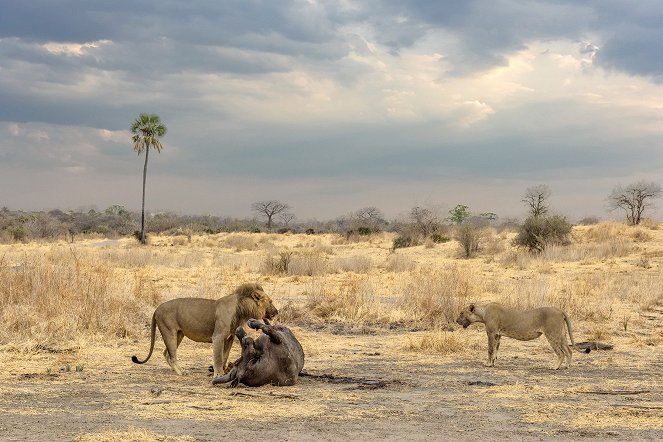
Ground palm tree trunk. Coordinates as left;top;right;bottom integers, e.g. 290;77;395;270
141;147;149;244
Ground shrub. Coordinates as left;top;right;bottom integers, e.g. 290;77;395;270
454;224;481;258
399;267;476;325
513;215;572;253
392;235;416;250
9;226;27;242
357;226;372;236
431;233;450;244
262;250;294;274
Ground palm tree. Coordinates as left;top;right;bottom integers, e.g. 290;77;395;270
131;113;167;244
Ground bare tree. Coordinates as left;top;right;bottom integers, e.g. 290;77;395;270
350;206;387;231
607;181;662;225
409;206;441;237
251;201;291;229
522;184;551;218
279;212;296;228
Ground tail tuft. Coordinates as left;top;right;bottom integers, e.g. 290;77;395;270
131;355;140;363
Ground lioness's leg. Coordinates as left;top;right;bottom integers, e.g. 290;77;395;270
561;333;572;368
545;333;566;370
486;332;498;367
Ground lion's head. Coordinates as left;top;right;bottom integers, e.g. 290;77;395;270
234;283;279;322
456;303;481;329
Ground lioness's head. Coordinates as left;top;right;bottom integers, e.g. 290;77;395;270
456;304;481;329
235;283;279;321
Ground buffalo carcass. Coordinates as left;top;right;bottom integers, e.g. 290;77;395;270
212;319;304;387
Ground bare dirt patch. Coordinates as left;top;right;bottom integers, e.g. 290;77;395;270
1;322;662;441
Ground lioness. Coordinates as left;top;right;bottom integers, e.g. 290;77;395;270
456;302;589;369
132;283;278;376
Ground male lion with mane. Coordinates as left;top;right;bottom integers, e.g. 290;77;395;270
456;302;589;369
132;283;278;377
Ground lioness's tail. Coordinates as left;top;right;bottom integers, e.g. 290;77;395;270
131;313;157;364
564;314;591;354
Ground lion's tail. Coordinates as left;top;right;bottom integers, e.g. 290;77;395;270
131;312;157;364
564;313;590;354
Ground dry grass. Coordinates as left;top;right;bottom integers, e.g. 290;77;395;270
405;329;466;355
76;428;195;442
0;247;145;346
1;221;662;347
399;266;479;326
2;222;663;440
304;277;388;324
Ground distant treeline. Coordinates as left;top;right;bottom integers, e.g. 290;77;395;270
0;205;386;243
1;204;570;247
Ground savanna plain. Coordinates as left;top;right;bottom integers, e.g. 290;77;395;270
1;223;662;441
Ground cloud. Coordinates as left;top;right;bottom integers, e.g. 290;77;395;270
1;1;663;220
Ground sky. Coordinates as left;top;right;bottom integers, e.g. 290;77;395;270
2;0;663;222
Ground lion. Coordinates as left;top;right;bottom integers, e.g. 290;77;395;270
131;283;278;377
456;302;589;369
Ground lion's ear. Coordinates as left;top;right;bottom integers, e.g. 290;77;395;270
251;290;263;302
469;304;475;312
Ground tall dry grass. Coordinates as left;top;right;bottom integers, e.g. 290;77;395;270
304;277;388;323
1;221;661;351
398;266;480;326
0;247;148;346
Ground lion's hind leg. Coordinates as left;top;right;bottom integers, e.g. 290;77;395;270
160;328;185;375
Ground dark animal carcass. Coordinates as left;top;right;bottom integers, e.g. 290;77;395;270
212;319;304;387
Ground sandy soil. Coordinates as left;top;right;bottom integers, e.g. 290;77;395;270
1;315;662;442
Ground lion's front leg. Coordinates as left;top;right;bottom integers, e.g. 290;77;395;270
222;334;234;372
212;334;226;377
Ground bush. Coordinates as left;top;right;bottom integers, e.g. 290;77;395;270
431;233;450;244
9;226;27;242
513;215;572;253
392;235;417;250
357;226;372;235
454;224;481;258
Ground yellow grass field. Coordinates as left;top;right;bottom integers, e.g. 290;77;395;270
1;223;662;441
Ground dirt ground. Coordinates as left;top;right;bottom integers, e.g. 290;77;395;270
1;314;662;442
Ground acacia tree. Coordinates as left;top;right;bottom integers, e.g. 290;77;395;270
252;200;291;229
448;204;470;224
131;113;167;244
522;184;550;218
607;181;662;225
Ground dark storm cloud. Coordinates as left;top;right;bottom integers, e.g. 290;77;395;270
3;0;663;79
